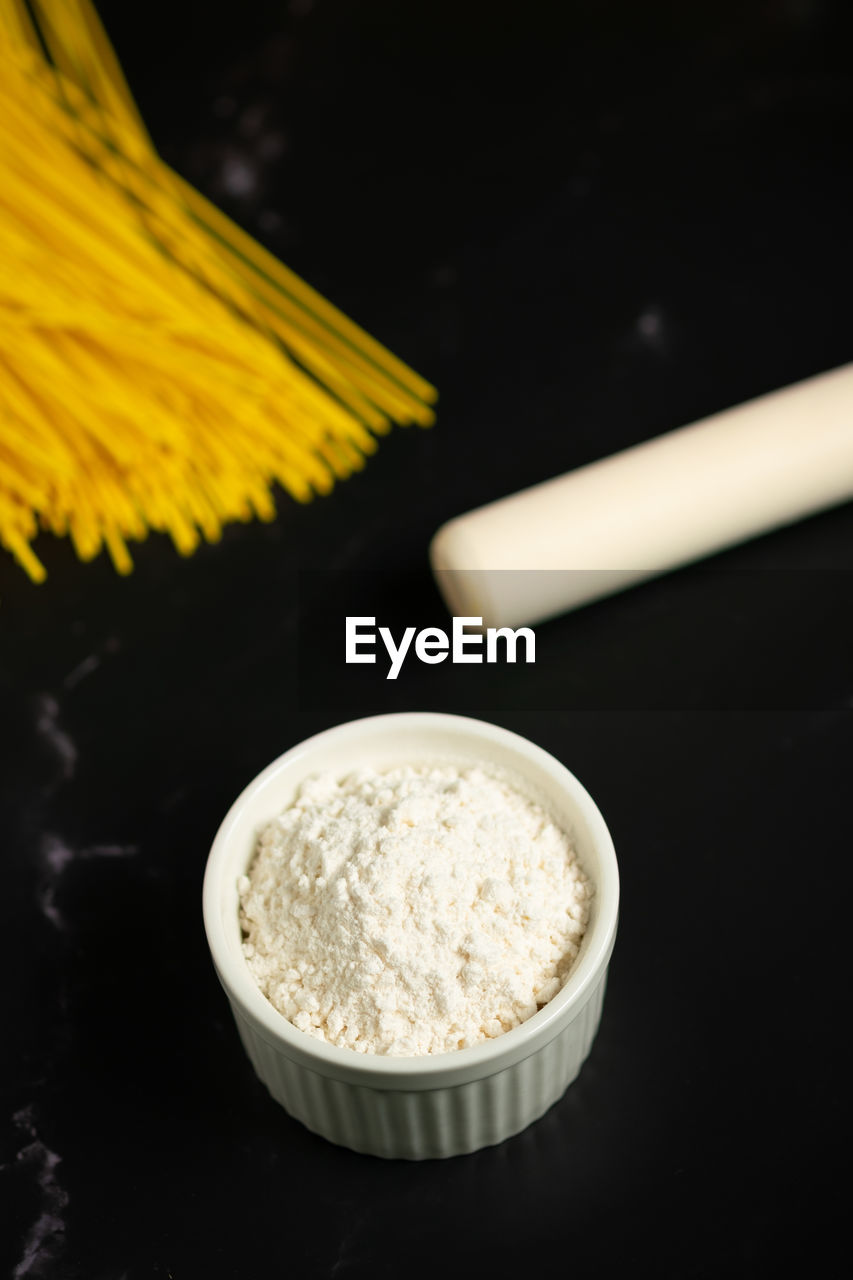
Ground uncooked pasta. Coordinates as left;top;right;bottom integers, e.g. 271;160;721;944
0;0;436;583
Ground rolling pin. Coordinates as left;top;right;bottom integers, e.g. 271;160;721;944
429;362;853;629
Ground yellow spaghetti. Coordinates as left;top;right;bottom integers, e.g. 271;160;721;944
0;0;436;583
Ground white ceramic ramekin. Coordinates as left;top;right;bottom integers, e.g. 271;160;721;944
203;712;619;1160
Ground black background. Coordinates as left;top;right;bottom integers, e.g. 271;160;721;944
2;1;852;1276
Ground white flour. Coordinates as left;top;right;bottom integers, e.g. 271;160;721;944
238;763;591;1056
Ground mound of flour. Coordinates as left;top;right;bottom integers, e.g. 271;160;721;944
238;763;591;1056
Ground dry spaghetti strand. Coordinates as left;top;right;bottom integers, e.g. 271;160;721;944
0;1;436;584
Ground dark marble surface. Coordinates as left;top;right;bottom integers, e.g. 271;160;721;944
2;2;853;1276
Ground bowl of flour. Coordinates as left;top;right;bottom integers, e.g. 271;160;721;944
203;712;619;1159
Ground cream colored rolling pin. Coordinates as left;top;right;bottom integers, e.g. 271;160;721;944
430;362;853;629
